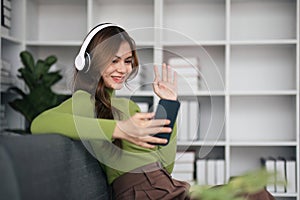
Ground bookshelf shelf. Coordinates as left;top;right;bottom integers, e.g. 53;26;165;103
26;40;82;47
272;193;298;197
229;141;298;147
229;90;298;96
1;0;299;199
1;34;22;44
230;39;298;45
162;40;227;46
177;141;226;147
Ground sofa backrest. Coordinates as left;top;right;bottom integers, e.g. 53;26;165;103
0;133;111;200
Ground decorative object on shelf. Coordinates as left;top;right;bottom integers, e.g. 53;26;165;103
1;0;12;35
168;57;200;92
0;59;14;91
7;51;69;133
172;151;196;184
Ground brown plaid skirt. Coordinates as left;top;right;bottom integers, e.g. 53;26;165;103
112;162;191;200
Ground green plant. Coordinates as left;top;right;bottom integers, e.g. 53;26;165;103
189;168;279;200
8;50;69;133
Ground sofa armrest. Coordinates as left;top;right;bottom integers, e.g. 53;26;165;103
0;133;111;200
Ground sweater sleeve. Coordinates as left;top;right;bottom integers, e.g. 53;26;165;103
31;91;116;141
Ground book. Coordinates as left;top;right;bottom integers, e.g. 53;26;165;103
188;101;199;141
172;172;194;182
2;0;12;10
261;157;276;192
275;157;286;193
215;159;225;185
175;151;195;163
1;0;12;30
168;57;200;93
136;102;149;113
173;151;195;182
168;57;198;67
177;100;189;141
207;159;216;186
285;159;296;193
173;162;194;173
196;159;206;185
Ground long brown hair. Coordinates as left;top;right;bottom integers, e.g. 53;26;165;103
73;25;139;120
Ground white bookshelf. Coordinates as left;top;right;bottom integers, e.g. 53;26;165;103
1;0;299;199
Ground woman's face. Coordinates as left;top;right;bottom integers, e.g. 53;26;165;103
102;41;133;90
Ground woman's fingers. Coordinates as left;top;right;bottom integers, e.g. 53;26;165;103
119;112;172;137
167;65;172;82
153;65;160;82
173;70;178;87
162;63;167;81
141;126;172;135
129;135;168;149
134;112;170;126
135;112;155;120
154;63;176;84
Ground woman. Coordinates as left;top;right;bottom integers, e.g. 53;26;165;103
31;23;190;199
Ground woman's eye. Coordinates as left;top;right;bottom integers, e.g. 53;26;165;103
112;60;118;64
125;60;132;64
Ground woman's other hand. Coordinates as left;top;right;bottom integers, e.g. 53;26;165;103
113;112;171;148
153;63;178;101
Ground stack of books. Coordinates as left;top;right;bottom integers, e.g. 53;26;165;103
168;57;200;93
196;158;225;186
172;151;196;184
139;64;153;91
177;100;200;141
0;105;8;131
261;157;297;194
1;0;12;35
1;59;13;91
136;102;149;113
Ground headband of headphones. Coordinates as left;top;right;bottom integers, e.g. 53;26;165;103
75;23;123;71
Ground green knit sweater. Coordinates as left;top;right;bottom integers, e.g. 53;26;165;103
31;90;177;184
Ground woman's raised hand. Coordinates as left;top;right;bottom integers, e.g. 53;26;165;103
153;63;178;101
113;112;172;148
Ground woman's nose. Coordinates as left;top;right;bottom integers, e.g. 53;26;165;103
117;62;127;73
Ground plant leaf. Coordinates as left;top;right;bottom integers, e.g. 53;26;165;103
7;87;27;98
20;51;35;73
35;60;47;80
9;85;61;123
42;72;62;87
18;68;36;90
45;55;57;67
9;98;34;122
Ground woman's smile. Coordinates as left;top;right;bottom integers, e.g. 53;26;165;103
111;75;126;83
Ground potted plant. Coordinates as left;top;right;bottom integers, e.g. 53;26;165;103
7;50;69;133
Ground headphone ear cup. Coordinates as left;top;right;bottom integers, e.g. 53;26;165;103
84;52;91;72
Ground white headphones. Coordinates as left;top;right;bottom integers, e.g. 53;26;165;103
75;23;123;71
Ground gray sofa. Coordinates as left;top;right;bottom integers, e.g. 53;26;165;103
0;133;111;200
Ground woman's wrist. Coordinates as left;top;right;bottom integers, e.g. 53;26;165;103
112;121;125;140
161;96;178;101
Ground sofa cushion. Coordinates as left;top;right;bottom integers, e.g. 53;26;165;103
0;133;111;200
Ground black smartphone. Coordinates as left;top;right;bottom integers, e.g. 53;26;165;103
152;99;180;146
